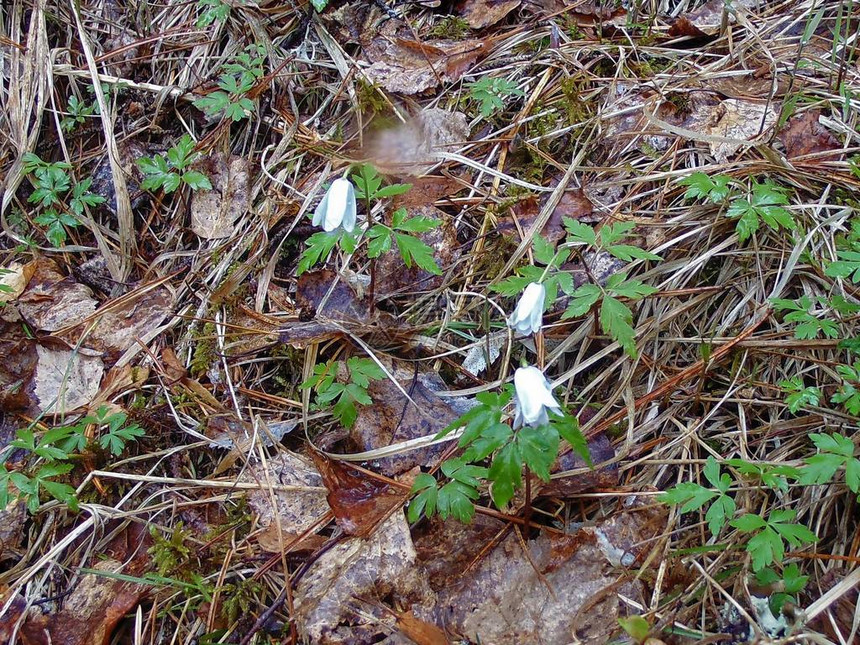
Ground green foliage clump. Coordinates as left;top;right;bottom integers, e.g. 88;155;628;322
22;153;105;247
301;357;385;428
137;134;212;194
193;45;265;122
466;77;524;118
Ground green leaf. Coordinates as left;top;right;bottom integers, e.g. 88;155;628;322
311;0;329;11
375;183;413;199
488;441;522;508
181;171;213;191
659;482;717;513
532;235;556;265
730;513;768;532
394;233;442;274
618;615;651;642
561;284;601;319
437;481;478;523
563;218;597;245
298;231;340;275
705;495;736;537
555;414;591;466
600;295;637;357
606;244;662;262
517;425;559;482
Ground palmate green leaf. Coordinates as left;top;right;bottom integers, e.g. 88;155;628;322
730;513;767;532
194;91;231;117
746;527;783;571
45;219;68;247
375;183;413;199
366;224;392;258
395;232;442;274
606;273;657;299
831;383;860;415
679;172;731;203
461;422;512;462
563;217;597;246
561;283;601;319
437;481;479;523
532;234;556;265
393;214;438;233
346;357;385;387
554;414;591;466
659;482;717;513
182;171;213;191
810;432;855;457
825;250;860;283
488;441;522;509
705;495;735;537
517;424;559;482
492;273;534;297
408;474;438;522
332;396;358;428
606;244;662;262
298;231;341;275
351;164;383;201
600;295;637;357
441;458;488;488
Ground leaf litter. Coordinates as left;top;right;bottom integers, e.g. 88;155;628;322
2;0;859;643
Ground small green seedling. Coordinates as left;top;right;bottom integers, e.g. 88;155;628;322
137;134;212;194
467;76;525;117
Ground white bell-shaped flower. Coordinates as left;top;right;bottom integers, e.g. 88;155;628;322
513;366;562;428
312;177;357;232
508;282;546;335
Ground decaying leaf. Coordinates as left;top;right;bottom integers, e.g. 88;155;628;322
778;110;842;160
457;0;520;29
9;524;150;645
241;452;331;552
368;108;469;176
32;341;104;415
310;451;409;536
190;154;251;239
538;432;618;498
348;365;462;477
669;0;760;37
362;21;485;94
392;172;471;209
462;332;506;376
0;499;26;561
704;98;779;162
415;496;668;644
0;262;34;302
294;512;433;644
499;189;595;245
16;258;98;332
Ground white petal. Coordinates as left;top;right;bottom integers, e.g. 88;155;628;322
514;366;550;425
312;190;330;228
341;181;357;232
323;179;350;231
508;283;545;335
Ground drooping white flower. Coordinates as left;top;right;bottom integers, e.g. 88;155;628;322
513;366;562;428
312;177;357;232
508;282;545;335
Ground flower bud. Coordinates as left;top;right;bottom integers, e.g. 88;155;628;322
513;366;562;428
312;177;357;232
508;282;545;335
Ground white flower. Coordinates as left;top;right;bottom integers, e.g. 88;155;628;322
513;366;562;428
508;282;545;335
312;178;357;232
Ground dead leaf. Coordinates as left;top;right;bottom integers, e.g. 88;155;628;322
191;154;250;239
32;342;104;415
62;285;173;365
11;525;149;645
462;331;506;376
413;514;507;590
240;452;330;552
392;172;471;209
396;610;450;645
538;433;618;498
16;258;98;332
702;98;779;162
310;451;408;536
778;110;842;160
362;21;485;94
376;205;458;297
810;568;859;643
415;496;668;644
0;262;34;302
499;189;595;245
669;0;759;37
348;366;461;477
0;499;26;562
294;512;433;644
457;0;520;29
368;108;469;176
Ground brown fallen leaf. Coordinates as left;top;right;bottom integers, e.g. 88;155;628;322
457;0;520;29
778;110;842;160
362;21;485;94
293;512;434;644
240;452;331;552
10;525;150;645
396;610;450;645
391;172;472;209
310;451;408;537
349;365;461;477
702;98;779;162
809;567;860;643
16;257;98;332
669;0;759;37
190;154;250;239
538;432;618;498
414;496;667;645
0;262;34;302
498;189;595;246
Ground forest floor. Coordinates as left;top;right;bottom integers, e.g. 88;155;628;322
1;0;859;643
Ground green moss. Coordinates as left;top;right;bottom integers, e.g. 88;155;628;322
428;15;470;39
190;322;217;378
355;79;389;115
